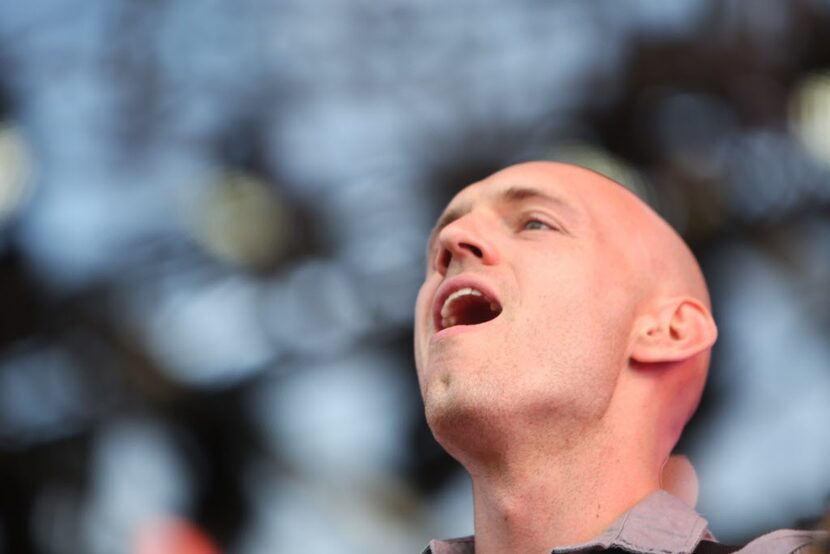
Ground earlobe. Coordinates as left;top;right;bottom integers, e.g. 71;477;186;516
631;298;718;364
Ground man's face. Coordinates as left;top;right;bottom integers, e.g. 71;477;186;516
414;163;643;442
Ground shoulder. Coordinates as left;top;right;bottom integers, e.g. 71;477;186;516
421;535;475;554
735;528;828;554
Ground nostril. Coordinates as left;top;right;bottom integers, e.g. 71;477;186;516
436;241;484;272
461;243;483;258
439;249;453;271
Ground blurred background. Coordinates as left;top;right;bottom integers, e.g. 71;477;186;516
0;0;829;552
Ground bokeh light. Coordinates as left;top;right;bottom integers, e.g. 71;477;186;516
190;170;293;270
791;71;830;168
0;124;33;225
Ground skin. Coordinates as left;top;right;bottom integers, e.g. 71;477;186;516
413;162;717;554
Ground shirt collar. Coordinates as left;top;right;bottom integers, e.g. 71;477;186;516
424;490;711;554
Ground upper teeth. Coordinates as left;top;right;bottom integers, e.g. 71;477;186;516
440;287;482;318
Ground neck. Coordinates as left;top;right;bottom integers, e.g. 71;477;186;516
465;428;660;554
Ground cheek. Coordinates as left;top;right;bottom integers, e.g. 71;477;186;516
513;266;630;381
414;277;437;331
413;276;440;367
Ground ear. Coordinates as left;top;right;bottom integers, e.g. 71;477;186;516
631;297;718;364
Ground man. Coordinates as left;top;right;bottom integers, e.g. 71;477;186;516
413;162;825;554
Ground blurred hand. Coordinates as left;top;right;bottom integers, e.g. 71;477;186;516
661;454;699;508
133;516;221;554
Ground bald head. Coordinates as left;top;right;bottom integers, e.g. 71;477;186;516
414;161;718;471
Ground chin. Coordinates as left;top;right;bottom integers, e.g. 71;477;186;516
425;401;490;464
422;374;470;430
422;380;512;463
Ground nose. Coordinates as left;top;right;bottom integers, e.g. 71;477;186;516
433;212;500;275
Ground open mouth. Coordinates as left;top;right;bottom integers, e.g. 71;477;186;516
435;286;503;332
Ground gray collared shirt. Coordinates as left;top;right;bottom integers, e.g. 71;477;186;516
423;490;825;554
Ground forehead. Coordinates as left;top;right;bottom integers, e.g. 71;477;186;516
435;166;594;228
448;179;571;210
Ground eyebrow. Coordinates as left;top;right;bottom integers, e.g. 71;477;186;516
425;185;580;256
